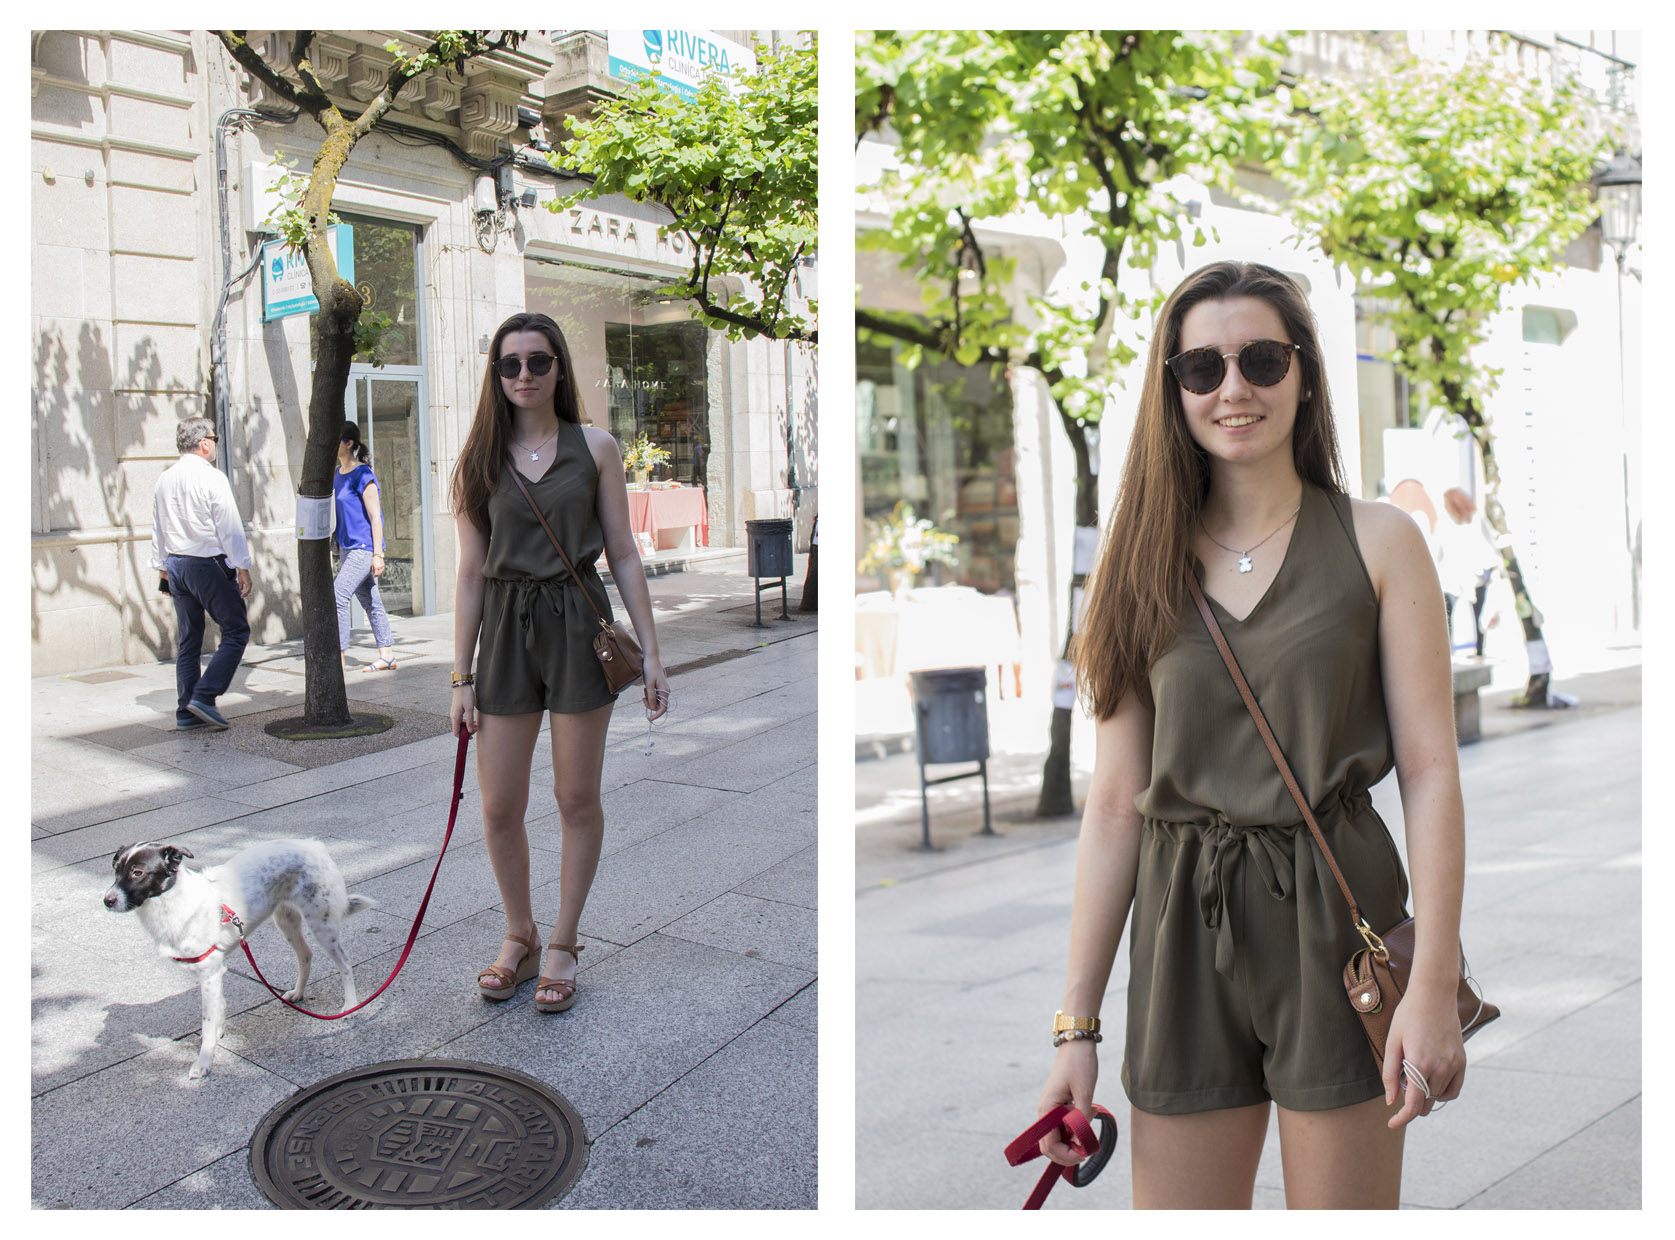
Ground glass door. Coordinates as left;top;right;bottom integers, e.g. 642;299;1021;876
347;374;429;614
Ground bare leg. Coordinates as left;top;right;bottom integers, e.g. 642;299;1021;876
1130;1101;1271;1208
537;701;613;1004
1277;1095;1405;1209
476;710;544;989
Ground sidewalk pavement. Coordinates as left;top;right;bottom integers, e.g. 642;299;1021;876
857;660;1641;1209
32;553;817;1210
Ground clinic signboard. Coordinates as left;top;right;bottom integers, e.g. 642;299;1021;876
262;224;354;321
606;29;756;101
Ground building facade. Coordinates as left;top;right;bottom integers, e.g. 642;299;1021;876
856;29;1641;746
31;29;816;675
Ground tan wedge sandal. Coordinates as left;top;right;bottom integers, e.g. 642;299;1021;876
478;926;540;1000
534;942;585;1013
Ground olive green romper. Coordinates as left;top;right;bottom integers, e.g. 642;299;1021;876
1120;483;1412;1115
476;419;620;716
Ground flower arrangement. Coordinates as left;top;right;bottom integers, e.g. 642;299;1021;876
622;434;671;476
859;501;960;592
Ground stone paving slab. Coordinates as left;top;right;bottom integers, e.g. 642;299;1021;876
542;813;810;946
561;1020;817;1209
32;1043;299;1209
34;561;817;1209
430;930;811;1134
207;908;623;1086
767;980;817;1034
1461;1095;1641;1209
130;1148;272;1210
653;713;817;793
736;844;818;909
31;926;275;1097
662;891;819;972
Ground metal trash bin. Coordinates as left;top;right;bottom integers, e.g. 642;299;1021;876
908;666;994;849
745;518;794;625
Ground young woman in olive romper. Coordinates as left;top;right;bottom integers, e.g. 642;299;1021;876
449;312;671;1013
1036;263;1470;1208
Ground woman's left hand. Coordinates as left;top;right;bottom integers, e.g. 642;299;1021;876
1383;984;1467;1129
371;553;385;579
641;658;670;722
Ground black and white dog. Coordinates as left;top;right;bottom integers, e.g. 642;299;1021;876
104;839;377;1080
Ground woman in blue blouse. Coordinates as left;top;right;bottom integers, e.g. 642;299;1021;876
334;421;398;671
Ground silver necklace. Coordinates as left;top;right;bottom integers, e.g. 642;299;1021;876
511;427;559;462
1201;503;1302;574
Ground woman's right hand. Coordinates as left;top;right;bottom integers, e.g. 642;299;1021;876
1036;1039;1100;1166
450;685;478;737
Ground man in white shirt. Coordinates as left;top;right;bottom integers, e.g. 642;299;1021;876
151;418;254;730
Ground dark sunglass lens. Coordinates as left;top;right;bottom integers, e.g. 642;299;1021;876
493;357;518;379
526;353;555;376
1171;349;1224;394
1241;341;1291;386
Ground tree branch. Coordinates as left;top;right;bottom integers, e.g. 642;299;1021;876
219;31;315;116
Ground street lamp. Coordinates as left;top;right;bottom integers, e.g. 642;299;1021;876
1592;149;1642;630
1593;149;1642;273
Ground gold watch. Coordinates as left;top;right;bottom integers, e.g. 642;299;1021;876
1052;1010;1101;1035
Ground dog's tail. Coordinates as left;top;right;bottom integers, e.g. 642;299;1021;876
346;894;379;917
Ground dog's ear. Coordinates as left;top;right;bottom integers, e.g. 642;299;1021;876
161;845;194;871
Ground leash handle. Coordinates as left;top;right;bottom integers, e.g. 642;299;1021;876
237;729;471;1019
1004;1104;1118;1210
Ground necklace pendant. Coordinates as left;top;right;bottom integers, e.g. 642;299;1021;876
530;451;540;462
1237;555;1254;574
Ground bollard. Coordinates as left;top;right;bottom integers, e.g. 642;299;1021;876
908;666;994;850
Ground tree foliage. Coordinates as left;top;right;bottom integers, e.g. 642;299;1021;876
858;30;1287;814
857;29;1287;422
556;36;817;343
1276;45;1613;415
1276;41;1618;703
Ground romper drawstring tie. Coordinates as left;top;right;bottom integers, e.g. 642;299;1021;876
1192;787;1373;979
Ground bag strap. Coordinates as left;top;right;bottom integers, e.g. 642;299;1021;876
505;453;612;633
1183;564;1370;934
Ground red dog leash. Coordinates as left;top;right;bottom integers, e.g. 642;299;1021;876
232;730;472;1020
1003;1104;1119;1209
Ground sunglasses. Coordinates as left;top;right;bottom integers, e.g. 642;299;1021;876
1165;339;1301;396
494;352;557;380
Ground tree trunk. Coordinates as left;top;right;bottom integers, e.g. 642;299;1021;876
298;253;361;727
1037;413;1098;818
1442;377;1561;707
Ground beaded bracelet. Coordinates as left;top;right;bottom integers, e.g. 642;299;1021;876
1052;1029;1104;1049
450;672;475;688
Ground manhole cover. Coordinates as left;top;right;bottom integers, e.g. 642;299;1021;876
250;1059;588;1209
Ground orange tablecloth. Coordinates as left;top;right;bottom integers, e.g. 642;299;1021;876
627;487;709;547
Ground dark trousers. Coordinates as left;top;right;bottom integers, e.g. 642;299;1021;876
165;554;250;722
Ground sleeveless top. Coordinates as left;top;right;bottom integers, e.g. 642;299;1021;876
483;419;605;580
1135;483;1394;827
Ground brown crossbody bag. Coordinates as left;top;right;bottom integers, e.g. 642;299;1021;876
1184;566;1499;1068
506;456;644;695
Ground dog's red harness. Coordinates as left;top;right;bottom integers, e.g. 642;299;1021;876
171;904;244;963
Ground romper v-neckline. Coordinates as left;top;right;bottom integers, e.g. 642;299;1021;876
1191;485;1311;625
510;423;570;485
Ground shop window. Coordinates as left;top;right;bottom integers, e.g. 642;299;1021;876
606;319;710;488
526;261;714;492
857;338;1019;594
310;215;421;367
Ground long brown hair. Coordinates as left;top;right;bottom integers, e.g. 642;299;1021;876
450;312;585;532
1073;261;1347;719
